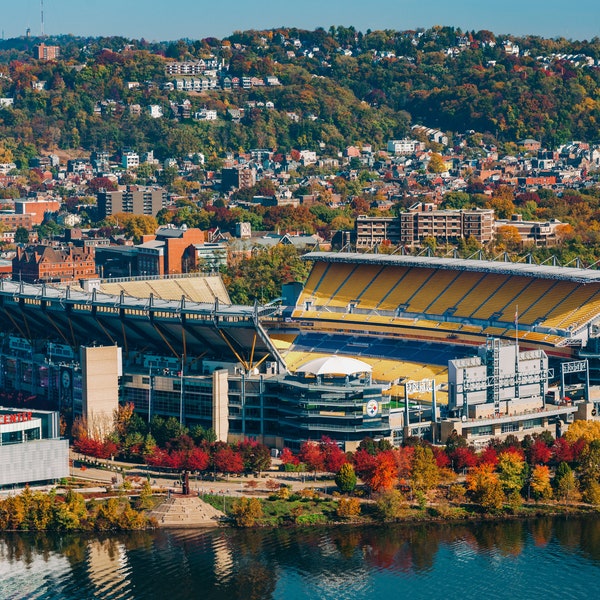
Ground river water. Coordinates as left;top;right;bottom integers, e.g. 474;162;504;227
1;517;599;599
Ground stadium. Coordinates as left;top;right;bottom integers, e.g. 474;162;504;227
0;252;599;452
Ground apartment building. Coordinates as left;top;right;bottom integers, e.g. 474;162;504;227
97;186;168;219
399;203;495;246
355;215;401;248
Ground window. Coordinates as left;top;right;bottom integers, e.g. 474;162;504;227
501;422;519;433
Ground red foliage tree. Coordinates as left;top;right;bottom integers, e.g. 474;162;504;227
298;441;326;474
451;447;478;471
73;437;104;458
352;448;377;481
320;436;346;473
394;446;415;480
280;447;299;466
570;438;587;463
168;450;187;470
214;447;244;475
368;450;399;492
479;446;499;467
528;439;552;465
187;448;210;472
432;446;451;469
552;437;574;464
145;447;170;467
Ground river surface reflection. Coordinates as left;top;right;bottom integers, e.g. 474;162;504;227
1;517;599;599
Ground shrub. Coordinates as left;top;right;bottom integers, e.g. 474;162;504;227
336;497;361;518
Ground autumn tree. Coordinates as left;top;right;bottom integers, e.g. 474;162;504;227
298;441;325;479
411;445;440;492
530;465;553;501
368;450;399;492
565;420;600;444
336;497;361;518
213;447;244;477
577;439;600;500
320;436;346;473
231;497;263;527
497;450;526;498
466;463;504;512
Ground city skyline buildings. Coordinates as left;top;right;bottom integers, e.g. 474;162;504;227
4;0;600;43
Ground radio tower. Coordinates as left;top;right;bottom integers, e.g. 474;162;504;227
41;0;45;37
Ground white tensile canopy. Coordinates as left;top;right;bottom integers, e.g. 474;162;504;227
295;355;372;377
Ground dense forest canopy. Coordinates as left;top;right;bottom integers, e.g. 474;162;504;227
1;26;600;164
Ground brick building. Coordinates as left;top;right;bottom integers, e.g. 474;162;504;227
137;225;205;276
14;198;61;226
12;245;98;283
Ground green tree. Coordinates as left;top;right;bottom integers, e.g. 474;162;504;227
553;461;579;505
335;462;358;494
14;226;29;244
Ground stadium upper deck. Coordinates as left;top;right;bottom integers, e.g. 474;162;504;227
292;253;600;354
0;280;284;371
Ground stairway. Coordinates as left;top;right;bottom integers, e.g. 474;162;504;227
148;494;225;528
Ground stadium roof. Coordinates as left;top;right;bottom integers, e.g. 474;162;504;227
303;252;600;284
295;356;372;376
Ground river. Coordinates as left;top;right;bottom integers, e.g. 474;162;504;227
1;517;599;599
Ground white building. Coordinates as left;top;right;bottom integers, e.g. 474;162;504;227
0;409;69;488
122;151;140;170
148;105;163;119
387;139;425;154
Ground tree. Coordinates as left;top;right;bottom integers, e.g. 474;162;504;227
565;420;600;444
320;436;346;473
466;463;504;512
231;497;263;527
186;447;210;472
368;450;399;492
428;152;447;173
335;462;357;494
375;489;406;521
411;445;440;492
530;465;553;501
528;438;552;465
577;439;600;497
298;442;325;478
214;447;244;477
14;226;29;244
449;446;478;472
497;449;526;497
137;480;154;509
238;439;271;474
553;461;579;505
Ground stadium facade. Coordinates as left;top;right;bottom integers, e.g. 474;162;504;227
1;252;600;452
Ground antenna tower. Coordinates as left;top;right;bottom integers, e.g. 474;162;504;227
41;0;45;37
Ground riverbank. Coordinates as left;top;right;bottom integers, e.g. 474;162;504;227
197;489;599;529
